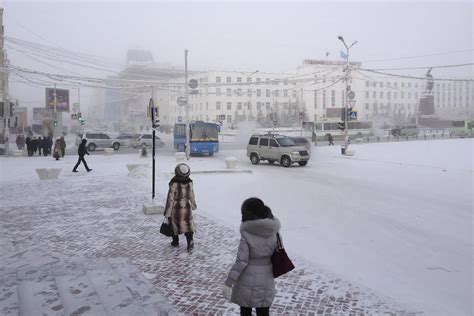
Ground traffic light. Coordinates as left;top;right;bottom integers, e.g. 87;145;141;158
153;119;160;128
337;122;345;130
54;120;58;127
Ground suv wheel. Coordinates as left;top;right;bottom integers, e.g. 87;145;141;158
281;155;291;167
298;161;308;166
250;153;260;165
113;142;120;150
87;143;96;151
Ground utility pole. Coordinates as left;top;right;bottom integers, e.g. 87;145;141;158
53;83;57;137
247;70;259;121
338;36;358;154
184;49;190;159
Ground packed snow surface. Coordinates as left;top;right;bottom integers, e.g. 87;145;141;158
1;138;472;315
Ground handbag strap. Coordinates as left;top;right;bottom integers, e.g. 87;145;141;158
276;233;283;250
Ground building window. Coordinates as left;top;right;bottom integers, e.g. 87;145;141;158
394;92;397;99
331;90;335;107
216;77;221;83
401;92;404;99
408;82;411;88
284;90;288;97
373;91;376;98
266;78;270;84
226;77;231;83
237;102;242;110
227;88;231;97
227;115;232;124
408;92;412;99
366;91;369;98
387;91;391;99
366;81;370;87
247;89;252;97
401;82;405;88
275;90;280;98
247;77;252;83
266;102;270;110
227;102;232;110
257;89;262;97
216;88;221;96
394;82;398;87
237;77;242;83
292;90;297;98
257;78;261;84
257;102;261;110
380;82;383;88
380;91;384;99
216;101;221;110
266;89;270;97
365;103;369;109
314;91;317;109
237;89;242;96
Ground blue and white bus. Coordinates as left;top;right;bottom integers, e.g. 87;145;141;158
174;121;220;156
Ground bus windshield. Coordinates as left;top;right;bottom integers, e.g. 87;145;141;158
190;122;218;141
174;123;186;137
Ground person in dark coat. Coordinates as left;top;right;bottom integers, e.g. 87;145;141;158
164;163;197;250
328;133;334;146
37;137;43;155
223;198;280;316
43;136;51;156
25;137;33;156
53;139;61;160
48;136;53;155
31;137;38;155
72;139;92;172
16;135;21;150
59;136;66;157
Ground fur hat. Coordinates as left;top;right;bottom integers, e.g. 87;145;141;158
175;163;191;178
241;197;273;222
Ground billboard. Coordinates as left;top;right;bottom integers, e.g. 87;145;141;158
45;88;70;112
33;108;53;122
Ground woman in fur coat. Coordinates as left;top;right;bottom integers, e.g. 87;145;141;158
164;163;197;250
223;198;280;316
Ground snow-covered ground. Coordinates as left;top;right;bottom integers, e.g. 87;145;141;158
1;138;472;315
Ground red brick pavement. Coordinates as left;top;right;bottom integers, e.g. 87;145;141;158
0;175;420;315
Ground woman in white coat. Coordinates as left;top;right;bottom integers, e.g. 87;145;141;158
224;198;280;316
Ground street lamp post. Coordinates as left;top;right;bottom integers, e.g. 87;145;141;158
184;49;190;159
337;36;358;154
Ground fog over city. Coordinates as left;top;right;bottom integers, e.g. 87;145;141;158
0;1;472;316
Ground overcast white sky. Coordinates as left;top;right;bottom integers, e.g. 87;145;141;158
1;0;473;108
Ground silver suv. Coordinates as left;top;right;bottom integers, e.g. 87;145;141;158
247;134;310;167
75;132;121;151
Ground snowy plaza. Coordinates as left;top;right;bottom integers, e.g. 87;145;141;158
0;138;472;315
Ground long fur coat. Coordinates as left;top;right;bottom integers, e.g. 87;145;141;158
164;176;197;235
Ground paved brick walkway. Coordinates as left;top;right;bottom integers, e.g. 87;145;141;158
0;172;421;315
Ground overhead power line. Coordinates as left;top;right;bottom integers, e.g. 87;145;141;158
359;68;474;82
364;63;474;71
361;49;474;63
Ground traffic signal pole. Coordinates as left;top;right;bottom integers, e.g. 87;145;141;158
184;49;190;159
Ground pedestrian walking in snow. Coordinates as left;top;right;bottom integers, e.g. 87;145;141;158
59;136;66;157
16;135;21;150
164;163;197;251
43;136;51;156
31;137;38;156
72;139;92;172
25;137;33;156
328;133;334;146
223;198;280;316
37;137;43;156
53;139;61;160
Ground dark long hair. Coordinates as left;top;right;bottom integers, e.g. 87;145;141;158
241;197;274;222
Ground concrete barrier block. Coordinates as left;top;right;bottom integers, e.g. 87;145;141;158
224;157;238;169
175;152;186;162
143;201;165;215
35;168;62;180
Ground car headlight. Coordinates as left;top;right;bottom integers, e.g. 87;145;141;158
292;151;300;155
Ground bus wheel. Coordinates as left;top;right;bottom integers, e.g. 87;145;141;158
250;153;260;165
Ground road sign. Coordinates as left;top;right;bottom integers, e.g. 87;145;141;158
347;90;355;100
71;113;78;120
177;96;187;106
348;100;356;108
349;111;357;120
188;79;198;89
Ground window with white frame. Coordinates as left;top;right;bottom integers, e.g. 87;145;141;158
266;89;270;97
237;102;242;110
227;89;231;97
237;77;242;83
227;102;232;110
331;90;335;107
216;88;221;96
216;77;221;83
226;77;231;83
257;89;262;97
216;101;221;110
